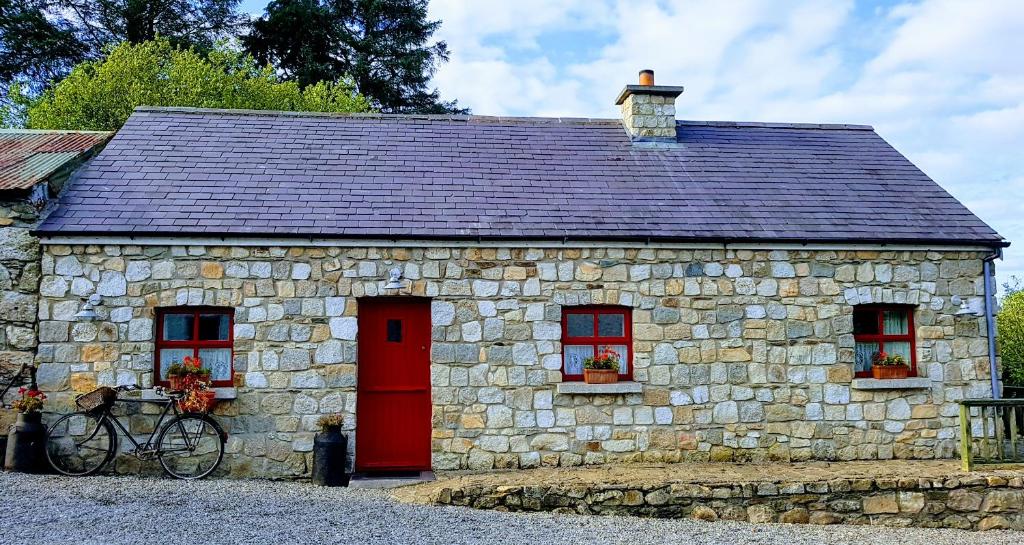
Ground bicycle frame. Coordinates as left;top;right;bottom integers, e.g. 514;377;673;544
98;396;196;456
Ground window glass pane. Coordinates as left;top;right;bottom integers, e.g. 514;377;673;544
885;341;912;363
883;310;909;335
159;349;194;379
564;345;593;376
566;314;594;337
855;342;878;373
853;310;878;335
199;348;232;382
599;344;629;374
598;313;625;337
198;313;230;341
163;314;194;341
387;319;402;342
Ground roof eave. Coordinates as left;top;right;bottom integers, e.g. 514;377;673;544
30;229;1011;249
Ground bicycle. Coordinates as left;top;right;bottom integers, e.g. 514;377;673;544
45;385;226;480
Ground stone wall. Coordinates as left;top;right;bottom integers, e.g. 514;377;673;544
421;471;1024;531
0;192;44;430
34;243;994;477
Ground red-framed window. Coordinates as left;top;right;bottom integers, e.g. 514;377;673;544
853;305;916;378
155;307;235;387
561;306;632;381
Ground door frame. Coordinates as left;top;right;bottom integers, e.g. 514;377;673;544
354;296;433;472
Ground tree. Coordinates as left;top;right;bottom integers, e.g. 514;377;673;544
0;0;244;98
244;0;464;114
1000;290;1024;385
20;38;373;131
0;0;86;94
1004;275;1023;297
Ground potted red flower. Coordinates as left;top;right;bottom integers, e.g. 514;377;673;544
872;351;910;379
583;348;621;384
167;356;211;391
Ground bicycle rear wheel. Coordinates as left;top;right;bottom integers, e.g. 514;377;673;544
46;412;116;476
157;414;225;480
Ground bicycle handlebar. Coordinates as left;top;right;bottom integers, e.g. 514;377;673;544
114;384;142;392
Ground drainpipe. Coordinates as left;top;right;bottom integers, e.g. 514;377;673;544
983;249;1002;399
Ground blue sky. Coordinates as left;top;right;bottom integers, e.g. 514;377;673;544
239;0;1022;292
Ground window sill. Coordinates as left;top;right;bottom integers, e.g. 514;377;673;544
140;387;238;400
556;381;643;395
850;378;931;390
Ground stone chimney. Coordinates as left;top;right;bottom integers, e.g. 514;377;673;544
615;69;684;142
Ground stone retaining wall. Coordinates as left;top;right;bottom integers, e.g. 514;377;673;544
33;243;995;476
426;474;1024;531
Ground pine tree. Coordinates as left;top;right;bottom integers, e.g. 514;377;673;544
0;0;244;96
244;0;464;114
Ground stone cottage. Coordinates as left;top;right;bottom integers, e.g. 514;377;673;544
28;72;1008;477
0;129;110;430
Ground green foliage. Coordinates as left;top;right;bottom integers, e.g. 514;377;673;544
20;39;373;131
999;291;1024;385
244;0;465;114
0;0;244;98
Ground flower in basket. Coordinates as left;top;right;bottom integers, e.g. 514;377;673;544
872;351;908;367
11;387;46;414
179;380;216;413
583;348;620;370
317;414;344;432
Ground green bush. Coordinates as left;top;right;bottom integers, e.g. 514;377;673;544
999;291;1024;385
18;38;372;131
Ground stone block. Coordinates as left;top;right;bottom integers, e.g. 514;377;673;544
329;317;357;340
281;349;311;371
778;508;809;524
981;490;1023;513
863;494;899;514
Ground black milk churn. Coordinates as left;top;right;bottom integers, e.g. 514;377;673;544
311;426;349;486
5;412;47;473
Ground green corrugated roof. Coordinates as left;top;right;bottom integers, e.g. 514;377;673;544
0;130;112;191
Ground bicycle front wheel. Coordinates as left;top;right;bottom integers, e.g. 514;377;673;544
46;412;116;476
157;414;225;480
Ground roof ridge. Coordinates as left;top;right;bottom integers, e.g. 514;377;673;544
678;120;874;131
132;106;621;125
132;106;872;130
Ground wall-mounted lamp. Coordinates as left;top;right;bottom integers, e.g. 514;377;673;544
952;295;985;317
383;267;405;290
74;294;103;321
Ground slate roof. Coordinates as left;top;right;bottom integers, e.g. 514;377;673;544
37;107;1006;247
0;129;111;191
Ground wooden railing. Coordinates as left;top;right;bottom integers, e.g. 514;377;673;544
959;399;1024;470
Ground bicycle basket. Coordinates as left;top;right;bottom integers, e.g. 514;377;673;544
76;386;117;413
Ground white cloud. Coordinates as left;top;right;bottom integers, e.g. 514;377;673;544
428;0;1023;286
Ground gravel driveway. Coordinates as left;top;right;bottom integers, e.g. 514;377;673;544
0;472;1017;545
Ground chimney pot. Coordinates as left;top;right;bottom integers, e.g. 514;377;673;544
639;69;655;86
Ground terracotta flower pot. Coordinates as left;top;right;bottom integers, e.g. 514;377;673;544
584;368;619;384
872;365;909;380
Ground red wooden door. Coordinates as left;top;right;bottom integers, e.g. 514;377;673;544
356;298;432;472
